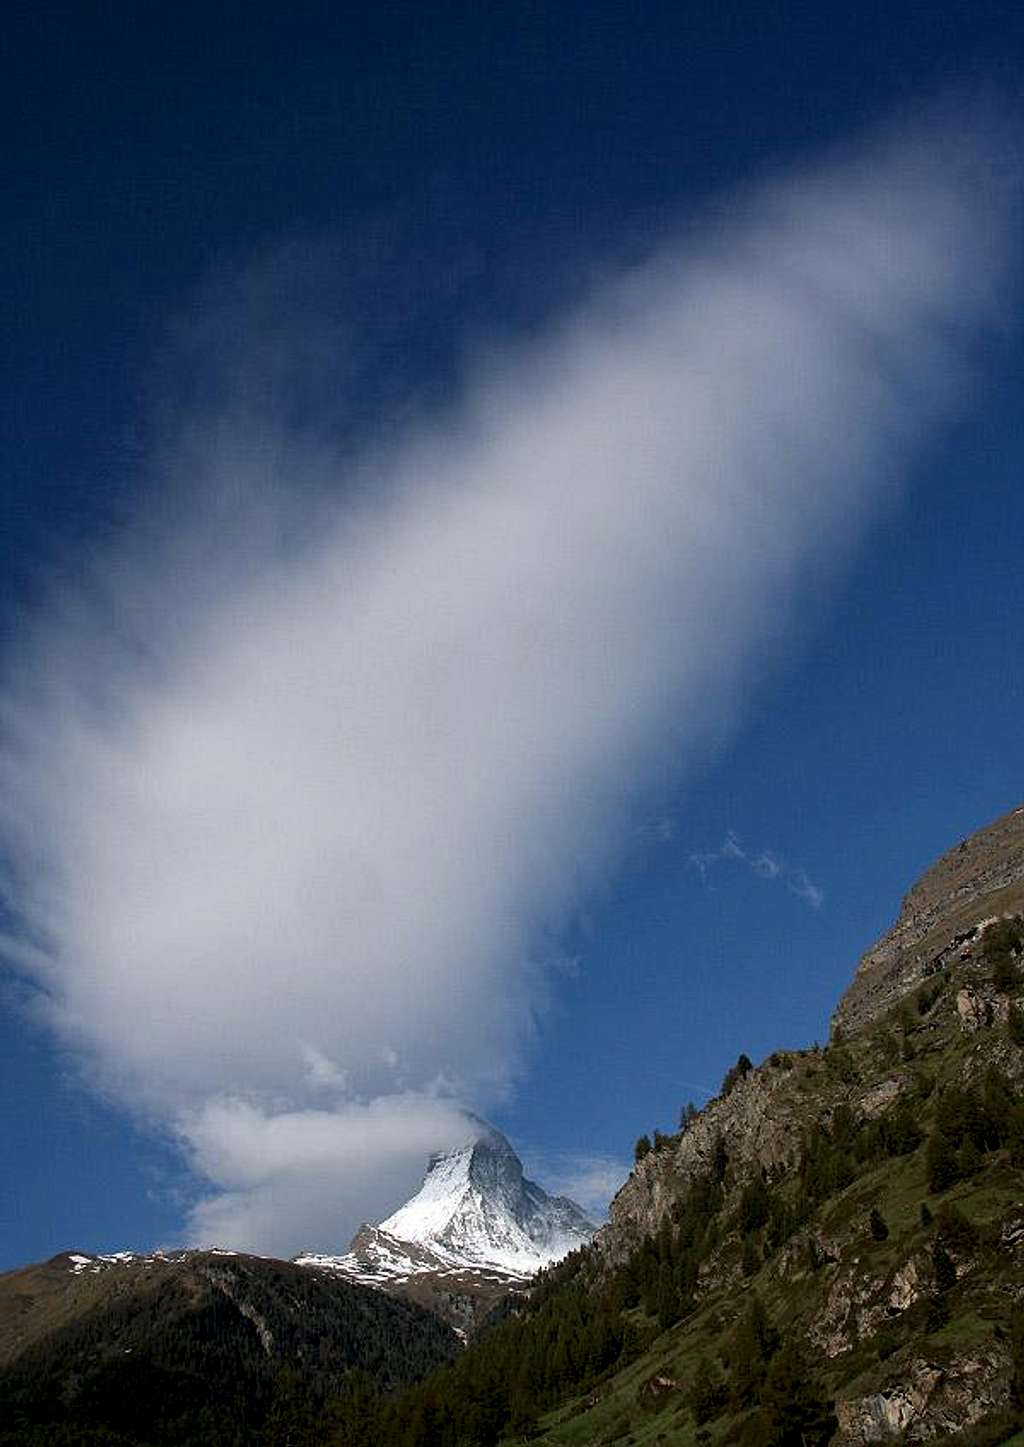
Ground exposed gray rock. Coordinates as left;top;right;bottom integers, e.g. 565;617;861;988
956;983;1009;1033
809;1250;932;1358
637;1371;679;1408
837;1360;944;1443
834;804;1024;1037
836;1347;1008;1443
858;1078;906;1118
598;1063;813;1262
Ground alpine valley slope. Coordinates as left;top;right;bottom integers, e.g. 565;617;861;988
297;1120;596;1333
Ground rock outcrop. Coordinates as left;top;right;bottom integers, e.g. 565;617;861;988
598;1054;815;1262
836;1345;1008;1444
833;803;1024;1037
601;805;1024;1271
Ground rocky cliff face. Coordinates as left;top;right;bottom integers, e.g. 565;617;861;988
597;1034;959;1269
598;1053;817;1263
833;803;1024;1037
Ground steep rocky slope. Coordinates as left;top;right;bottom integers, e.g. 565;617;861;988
834;803;1024;1036
601;804;1024;1265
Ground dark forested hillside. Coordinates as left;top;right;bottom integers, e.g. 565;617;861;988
0;1251;457;1446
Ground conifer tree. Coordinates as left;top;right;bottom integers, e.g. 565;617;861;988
722;1052;754;1096
1011;1303;1024;1409
756;1338;835;1446
727;1294;779;1408
656;1260;679;1332
687;1355;727;1426
932;1241;957;1293
925;1293;951;1333
926;1128;960;1192
712;1133;729;1183
739;1175;771;1233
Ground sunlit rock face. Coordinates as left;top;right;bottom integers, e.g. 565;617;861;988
834;803;1024;1037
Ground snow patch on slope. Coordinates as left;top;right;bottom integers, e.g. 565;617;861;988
63;1248;241;1275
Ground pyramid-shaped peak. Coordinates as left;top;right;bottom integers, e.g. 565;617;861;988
376;1116;594;1275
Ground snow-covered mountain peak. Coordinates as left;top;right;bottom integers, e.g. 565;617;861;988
377;1120;593;1274
296;1119;594;1293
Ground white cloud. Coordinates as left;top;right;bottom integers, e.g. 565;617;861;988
181;1094;470;1257
0;110;1015;1255
301;1043;349;1094
752;851;783;880
788;869;825;911
524;1150;630;1221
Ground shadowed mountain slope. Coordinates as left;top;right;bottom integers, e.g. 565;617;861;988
0;1248;457;1445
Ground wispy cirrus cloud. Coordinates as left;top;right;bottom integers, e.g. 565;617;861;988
788;869;825;911
690;832;825;909
0;107;1015;1254
751;850;783;880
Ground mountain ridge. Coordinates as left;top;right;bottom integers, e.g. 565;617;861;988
0;1246;459;1445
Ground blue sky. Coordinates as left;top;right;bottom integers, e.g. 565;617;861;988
1;2;1023;1269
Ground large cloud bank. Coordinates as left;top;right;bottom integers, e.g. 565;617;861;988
0;114;1016;1254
